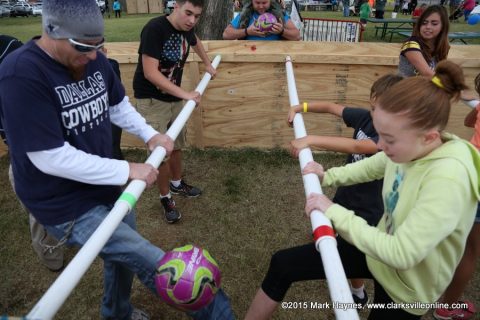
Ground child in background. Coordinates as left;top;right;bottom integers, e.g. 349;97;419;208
433;74;480;320
402;0;410;14
288;74;404;306
398;5;450;78
412;3;427;17
359;0;372;28
245;60;479;320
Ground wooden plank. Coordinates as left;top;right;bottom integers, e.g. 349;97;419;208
148;0;162;13
136;0;148;13
125;0;137;14
69;42;480;149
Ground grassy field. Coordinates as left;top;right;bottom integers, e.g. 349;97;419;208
0;148;479;319
0;6;479;320
0;8;479;44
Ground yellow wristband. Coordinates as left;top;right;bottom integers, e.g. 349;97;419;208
303;102;308;113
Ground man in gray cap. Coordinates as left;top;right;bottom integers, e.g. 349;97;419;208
0;0;234;319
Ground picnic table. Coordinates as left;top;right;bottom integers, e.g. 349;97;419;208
300;3;333;11
397;31;480;44
366;17;416;40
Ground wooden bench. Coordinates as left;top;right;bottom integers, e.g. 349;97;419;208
300;3;333;11
385;27;414;42
398;31;480;44
367;17;415;40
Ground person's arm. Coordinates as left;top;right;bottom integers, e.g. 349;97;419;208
403;50;435;78
280;19;301;40
223;24;248;40
292;135;378;156
317;161;472;270
192;36;216;78
464;107;478;128
142;54;200;102
269;20;301;40
26;142;160;186
288;101;345;124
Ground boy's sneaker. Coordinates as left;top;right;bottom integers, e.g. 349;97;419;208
433;301;476;320
352;289;369;309
169;180;202;197
160;197;181;223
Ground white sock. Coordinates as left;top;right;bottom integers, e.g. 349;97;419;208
160;193;172;199
351;285;365;299
171;180;182;187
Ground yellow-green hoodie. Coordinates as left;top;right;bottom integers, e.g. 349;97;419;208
322;134;480;315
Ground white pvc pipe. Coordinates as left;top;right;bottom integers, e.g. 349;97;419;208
462;99;479;109
27;55;222;320
285;56;359;320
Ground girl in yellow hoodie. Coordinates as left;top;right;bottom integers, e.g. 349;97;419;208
245;60;480;320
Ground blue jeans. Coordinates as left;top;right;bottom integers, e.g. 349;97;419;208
45;205;235;320
343;3;350;16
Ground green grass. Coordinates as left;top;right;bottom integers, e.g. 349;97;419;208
0;148;478;319
0;14;159;43
1;9;478;44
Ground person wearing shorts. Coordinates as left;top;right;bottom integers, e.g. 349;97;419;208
133;0;217;223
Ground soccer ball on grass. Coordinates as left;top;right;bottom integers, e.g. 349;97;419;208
155;245;221;311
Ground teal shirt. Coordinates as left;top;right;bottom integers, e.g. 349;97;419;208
230;12;290;40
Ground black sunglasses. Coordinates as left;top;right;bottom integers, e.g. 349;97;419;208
68;38;105;53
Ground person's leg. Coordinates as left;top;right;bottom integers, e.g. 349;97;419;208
246;240;372;320
244;289;279;320
368;280;421;320
168;149;182;181
8;165;65;271
135;98;174;195
167;100;201;197
442;223;480;304
433;216;479;320
45;206;164;319
29;214;65;271
189;288;236;320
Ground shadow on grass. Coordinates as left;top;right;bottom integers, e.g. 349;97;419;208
0;148;478;320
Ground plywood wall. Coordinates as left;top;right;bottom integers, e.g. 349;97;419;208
148;0;163;13
1;41;479;157
125;0;137;14
108;41;480;150
136;0;148;13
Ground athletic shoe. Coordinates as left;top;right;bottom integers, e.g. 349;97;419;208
130;308;150;320
433;300;476;320
352;289;369;309
160;197;181;223
169;180;202;197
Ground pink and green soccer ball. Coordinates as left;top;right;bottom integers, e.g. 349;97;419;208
254;12;278;32
155;245;221;311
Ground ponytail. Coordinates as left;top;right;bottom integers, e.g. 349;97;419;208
378;60;467;131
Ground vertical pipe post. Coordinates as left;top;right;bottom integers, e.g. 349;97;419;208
285;56;359;320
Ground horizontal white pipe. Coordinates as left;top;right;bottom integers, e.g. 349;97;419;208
462;99;479;109
27;55;222;320
285;56;359;320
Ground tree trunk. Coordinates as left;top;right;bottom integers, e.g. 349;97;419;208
196;0;233;40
